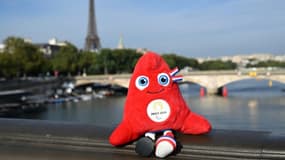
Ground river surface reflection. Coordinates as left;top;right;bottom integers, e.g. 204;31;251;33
20;79;285;134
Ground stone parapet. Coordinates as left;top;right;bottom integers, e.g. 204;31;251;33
0;118;284;159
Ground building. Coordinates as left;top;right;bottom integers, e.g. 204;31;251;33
84;0;101;52
198;53;285;69
0;37;66;56
48;38;66;47
136;48;148;54
274;55;285;61
35;38;67;57
0;44;5;53
117;35;125;49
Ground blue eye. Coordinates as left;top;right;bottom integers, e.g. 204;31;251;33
158;73;170;86
135;76;149;90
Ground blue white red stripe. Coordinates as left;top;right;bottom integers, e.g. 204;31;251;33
170;67;179;76
163;130;174;137
155;136;177;148
172;76;183;82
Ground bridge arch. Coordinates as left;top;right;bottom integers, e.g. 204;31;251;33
75;70;285;95
269;77;285;85
219;77;285;89
183;74;285;94
75;75;130;89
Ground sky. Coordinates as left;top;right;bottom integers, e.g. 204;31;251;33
0;0;285;58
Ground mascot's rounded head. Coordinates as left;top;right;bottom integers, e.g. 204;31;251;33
129;51;182;97
133;51;170;74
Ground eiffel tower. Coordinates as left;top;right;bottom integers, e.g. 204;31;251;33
84;0;101;51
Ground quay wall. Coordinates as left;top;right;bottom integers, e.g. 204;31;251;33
0;78;67;93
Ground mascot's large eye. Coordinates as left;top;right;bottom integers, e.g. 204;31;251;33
135;76;149;90
157;73;170;86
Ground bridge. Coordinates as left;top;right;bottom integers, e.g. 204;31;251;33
75;69;285;94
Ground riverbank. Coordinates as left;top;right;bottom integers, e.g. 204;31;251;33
0;77;128;116
0;78;66;116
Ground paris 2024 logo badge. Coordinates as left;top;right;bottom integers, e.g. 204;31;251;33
147;99;170;123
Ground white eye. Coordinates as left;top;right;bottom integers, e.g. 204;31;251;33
157;73;170;86
135;76;149;90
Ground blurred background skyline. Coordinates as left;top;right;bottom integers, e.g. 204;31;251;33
0;0;285;57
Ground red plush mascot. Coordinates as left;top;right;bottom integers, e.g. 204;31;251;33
109;51;211;158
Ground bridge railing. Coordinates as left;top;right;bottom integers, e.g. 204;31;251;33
75;69;285;79
182;69;285;76
75;74;131;80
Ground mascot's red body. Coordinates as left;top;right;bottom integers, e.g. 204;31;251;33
109;52;211;148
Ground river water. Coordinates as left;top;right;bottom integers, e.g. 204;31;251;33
19;79;285;134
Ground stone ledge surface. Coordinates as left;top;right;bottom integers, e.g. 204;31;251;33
0;118;284;159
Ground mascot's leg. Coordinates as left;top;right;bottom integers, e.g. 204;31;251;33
181;112;211;134
135;132;155;157
109;121;138;146
155;130;176;158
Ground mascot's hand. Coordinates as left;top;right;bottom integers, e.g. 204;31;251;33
181;112;211;134
109;121;138;146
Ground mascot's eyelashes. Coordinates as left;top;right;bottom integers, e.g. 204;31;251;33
157;73;170;86
136;75;149;90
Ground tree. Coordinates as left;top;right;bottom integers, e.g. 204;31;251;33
246;60;285;68
97;48;116;74
1;36;48;77
198;60;237;70
21;42;47;76
0;52;19;78
4;37;26;54
162;54;199;69
51;42;79;75
78;50;97;74
112;49;142;73
90;49;142;74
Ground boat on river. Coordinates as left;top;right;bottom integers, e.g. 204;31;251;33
45;82;127;104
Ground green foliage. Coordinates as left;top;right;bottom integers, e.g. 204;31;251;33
198;60;237;70
50;47;142;75
99;48;116;74
0;36;142;78
112;49;142;73
78;50;97;74
161;53;238;71
0;36;243;78
0;52;19;77
162;54;199;69
246;60;285;68
51;42;79;75
0;36;48;77
95;48;142;74
4;37;26;54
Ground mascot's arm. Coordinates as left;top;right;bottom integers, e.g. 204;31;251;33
109;121;139;146
180;112;211;135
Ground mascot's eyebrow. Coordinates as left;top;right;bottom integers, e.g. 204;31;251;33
169;67;183;83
